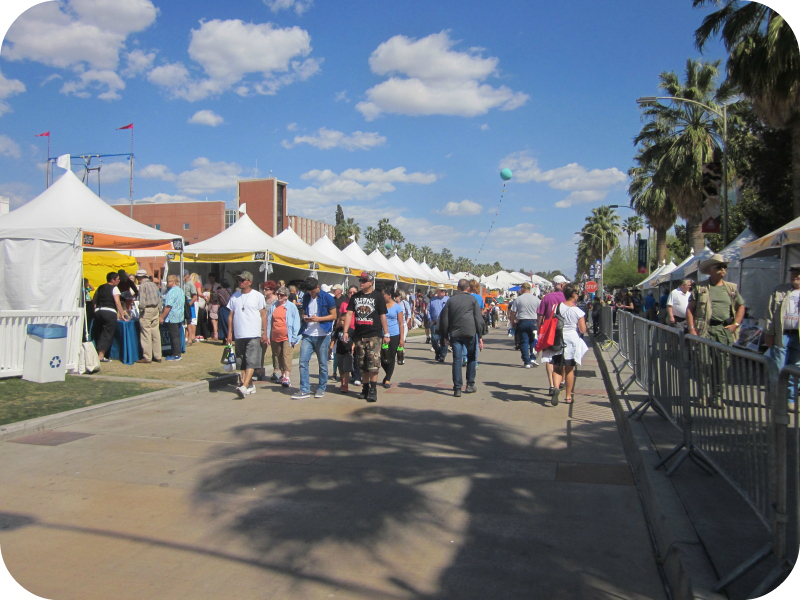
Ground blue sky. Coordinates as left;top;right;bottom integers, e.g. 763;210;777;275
0;0;798;278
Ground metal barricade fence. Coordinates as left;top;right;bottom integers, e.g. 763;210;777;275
598;305;614;343
611;310;634;377
774;365;799;591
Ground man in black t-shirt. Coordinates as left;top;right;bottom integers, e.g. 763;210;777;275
343;272;389;402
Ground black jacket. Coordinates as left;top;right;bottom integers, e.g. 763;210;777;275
438;292;483;340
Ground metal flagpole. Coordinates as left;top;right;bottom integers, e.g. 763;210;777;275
35;131;51;187
116;123;134;216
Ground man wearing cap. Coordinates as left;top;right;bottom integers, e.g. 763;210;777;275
538;276;568;395
686;254;745;407
343;272;389;402
135;269;162;364
292;278;337;399
764;264;800;410
428;287;450;362
509;281;540;368
225;271;268;398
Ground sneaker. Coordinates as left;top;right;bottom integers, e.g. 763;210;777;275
425;337;431;344
531;359;539;367
462;359;467;366
246;385;257;395
281;377;290;388
291;392;311;400
359;384;370;400
430;347;436;352
559;382;565;390
235;385;248;399
454;388;462;397
524;363;531;369
548;386;555;395
271;372;280;382
100;357;111;363
314;388;325;398
340;383;349;394
353;379;362;386
367;385;377;403
465;384;476;394
165;356;179;361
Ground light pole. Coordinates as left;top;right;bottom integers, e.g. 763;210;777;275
636;96;730;246
609;204;650;274
576;230;604;296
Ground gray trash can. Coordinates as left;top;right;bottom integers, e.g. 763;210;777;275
23;323;68;383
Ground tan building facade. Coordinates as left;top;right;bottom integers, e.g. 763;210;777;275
287;215;335;245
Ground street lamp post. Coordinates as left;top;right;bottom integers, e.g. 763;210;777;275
576;230;604;297
636;96;730;246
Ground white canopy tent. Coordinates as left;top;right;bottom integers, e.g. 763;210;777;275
388;254;421;285
403;256;434;286
637;261;675;290
719;227;780;320
274;228;348;275
342;242;394;280
311;234;369;274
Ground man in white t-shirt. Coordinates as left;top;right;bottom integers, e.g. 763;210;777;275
226;271;267;398
666;279;693;329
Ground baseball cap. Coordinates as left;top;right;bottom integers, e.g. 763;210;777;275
788;264;800;271
237;270;254;281
553;275;568;284
359;271;374;281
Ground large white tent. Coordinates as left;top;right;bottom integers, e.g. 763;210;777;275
342;242;393;280
388;254;421;284
312;234;369;274
719;227;779;320
403;256;433;286
274;227;348;274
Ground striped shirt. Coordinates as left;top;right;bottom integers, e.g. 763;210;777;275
138;280;162;309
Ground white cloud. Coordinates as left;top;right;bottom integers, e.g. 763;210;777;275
282;127;386;151
500;151;627;208
3;0;158;99
286;122;298;131
263;0;314;15
356;31;528;120
122;49;156;76
0;181;35;209
0;134;21;158
136;193;200;204
480;124;489;131
335;90;349;103
176;157;245;195
189;109;225;126
437;200;483;216
301;167;436;185
393;215;466;249
137;163;176;181
0;69;26;115
148;19;321;101
489;223;555;248
92;161;131;183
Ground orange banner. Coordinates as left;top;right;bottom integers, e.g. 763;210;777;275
81;231;181;251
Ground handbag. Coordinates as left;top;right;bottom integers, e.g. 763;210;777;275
79;309;101;373
535;304;564;352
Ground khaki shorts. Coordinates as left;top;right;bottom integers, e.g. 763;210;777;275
354;337;381;373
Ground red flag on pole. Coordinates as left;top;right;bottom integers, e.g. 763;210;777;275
35;131;50;137
117;123;133;130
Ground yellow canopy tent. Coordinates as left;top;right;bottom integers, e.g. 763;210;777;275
83;250;138;296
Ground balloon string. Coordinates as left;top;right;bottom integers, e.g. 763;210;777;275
475;182;505;260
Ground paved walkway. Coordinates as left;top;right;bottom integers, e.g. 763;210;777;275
0;329;667;600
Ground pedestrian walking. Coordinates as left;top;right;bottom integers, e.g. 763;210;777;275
538;275;568;395
134;269;162;364
428;286;450;362
438;279;484;396
343;272;390;402
266;286;301;388
225;271;268;399
293;278;337;399
666;279;693;330
545;284;588;406
508;282;540;368
380;285;405;388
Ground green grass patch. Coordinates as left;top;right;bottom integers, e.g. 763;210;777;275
0;377;171;427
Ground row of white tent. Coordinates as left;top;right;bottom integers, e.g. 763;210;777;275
178;211;552;292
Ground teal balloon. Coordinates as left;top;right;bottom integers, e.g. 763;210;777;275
384;241;392;250
500;168;513;181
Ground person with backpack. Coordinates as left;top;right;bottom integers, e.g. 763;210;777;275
541;284;588;406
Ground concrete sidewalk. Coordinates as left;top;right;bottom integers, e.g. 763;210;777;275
0;329;667;600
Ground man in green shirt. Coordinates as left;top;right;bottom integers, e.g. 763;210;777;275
686;254;745;408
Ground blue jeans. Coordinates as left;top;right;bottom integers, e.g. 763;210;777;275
766;334;800;401
450;335;477;389
299;333;331;394
432;321;448;360
517;319;537;364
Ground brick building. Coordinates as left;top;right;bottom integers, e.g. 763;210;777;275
110;201;225;244
237;177;287;236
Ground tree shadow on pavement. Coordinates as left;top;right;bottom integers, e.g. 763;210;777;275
190;406;666;600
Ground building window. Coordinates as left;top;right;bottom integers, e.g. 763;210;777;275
184;223;190;230
225;209;237;229
154;224;161;230
277;183;286;232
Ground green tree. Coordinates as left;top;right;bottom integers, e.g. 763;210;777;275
333;217;361;250
419;245;433;264
364;218;405;256
636;59;738;253
398;243;418;261
694;0;800;217
335;204;344;227
621;216;644;247
628;147;678;264
603;247;643;289
580;205;621;265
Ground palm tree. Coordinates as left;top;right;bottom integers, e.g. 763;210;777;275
694;0;800;216
636;59;734;253
419;245;433;264
400;243;418;261
628;147;678;265
582;205;621;264
333;217;361;249
622;216;645;247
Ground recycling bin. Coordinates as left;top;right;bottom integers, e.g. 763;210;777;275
22;323;68;383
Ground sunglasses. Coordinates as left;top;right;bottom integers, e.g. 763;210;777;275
713;265;727;270
277;293;288;297
359;279;370;283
